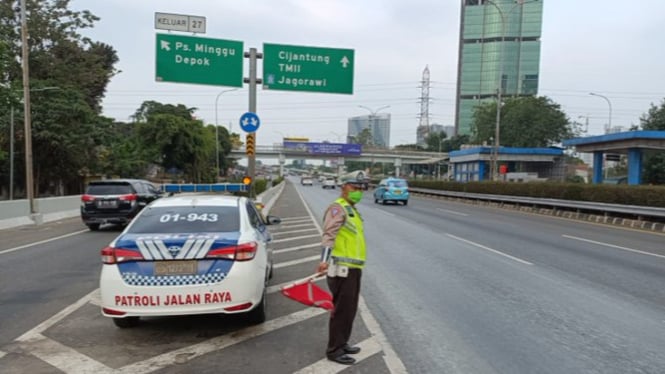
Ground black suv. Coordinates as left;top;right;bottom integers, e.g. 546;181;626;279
81;179;162;230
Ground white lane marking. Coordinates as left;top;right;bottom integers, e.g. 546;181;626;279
0;229;88;256
272;234;320;243
446;233;533;265
359;298;408;374
0;350;6;359
293;337;383;374
272;228;319;236
118;308;327;374
280;216;311;222
437;208;469;217
563;235;665;260
277;223;315;229
17;288;98;341
18;333;114;374
293;184;408;374
278;219;313;226
89;289;102;306
273;243;319;255
273;255;320;269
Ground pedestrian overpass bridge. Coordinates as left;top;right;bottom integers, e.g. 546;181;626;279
230;145;447;176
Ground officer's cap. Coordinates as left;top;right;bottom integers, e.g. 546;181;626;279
340;177;364;187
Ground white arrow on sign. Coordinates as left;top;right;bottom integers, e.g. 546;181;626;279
160;40;171;51
340;56;350;68
242;118;258;129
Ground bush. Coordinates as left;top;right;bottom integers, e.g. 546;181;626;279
406;180;665;208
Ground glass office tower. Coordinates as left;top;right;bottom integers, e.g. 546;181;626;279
455;0;543;136
347;114;391;148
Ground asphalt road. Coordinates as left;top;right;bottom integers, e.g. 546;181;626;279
295;177;665;374
1;178;665;373
0;219;119;347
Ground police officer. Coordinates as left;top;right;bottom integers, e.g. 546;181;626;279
316;177;366;365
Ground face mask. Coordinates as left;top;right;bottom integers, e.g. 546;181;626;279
348;191;363;204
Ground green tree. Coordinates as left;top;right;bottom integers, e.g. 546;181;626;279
424;131;447;152
640;99;665;184
394;144;424;151
0;0;119;195
29;86;99;195
640;99;665;130
349;128;373;146
129;101;232;183
440;134;470;152
132;101;195;122
212;125;235;177
471;96;573;147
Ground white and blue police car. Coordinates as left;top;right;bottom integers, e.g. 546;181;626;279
99;187;281;328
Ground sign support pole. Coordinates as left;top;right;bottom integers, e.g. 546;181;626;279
244;48;262;198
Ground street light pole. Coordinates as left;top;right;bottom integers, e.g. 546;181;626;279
589;92;612;134
20;0;36;214
485;0;532;181
9;106;14;200
437;137;445;180
578;115;590;134
214;88;239;180
358;105;390;147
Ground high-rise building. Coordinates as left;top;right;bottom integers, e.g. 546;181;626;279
455;0;544;136
416;124;447;147
347;114;391;148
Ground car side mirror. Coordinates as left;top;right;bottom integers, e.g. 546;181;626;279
266;215;281;225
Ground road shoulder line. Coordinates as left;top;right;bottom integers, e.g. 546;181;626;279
0;229;89;256
563;234;665;260
446;233;533;265
17;288;98;341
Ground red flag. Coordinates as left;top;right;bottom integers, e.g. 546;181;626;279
281;273;334;311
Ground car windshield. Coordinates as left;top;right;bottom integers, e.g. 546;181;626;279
86;184;133;195
388;180;407;188
126;206;240;233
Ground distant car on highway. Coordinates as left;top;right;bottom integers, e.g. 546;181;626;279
374;178;410;205
81;179;162;231
322;177;336;189
300;176;313;186
99;193;281;328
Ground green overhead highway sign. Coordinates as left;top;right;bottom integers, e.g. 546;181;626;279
156;33;243;87
262;43;354;94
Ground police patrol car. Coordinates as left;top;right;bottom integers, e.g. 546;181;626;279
99;184;281;328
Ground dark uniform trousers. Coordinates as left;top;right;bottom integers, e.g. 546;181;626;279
326;268;362;359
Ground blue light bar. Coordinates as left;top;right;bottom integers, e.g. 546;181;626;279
161;183;248;193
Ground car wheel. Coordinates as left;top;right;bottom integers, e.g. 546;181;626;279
403;200;408;206
113;317;139;328
247;288;267;325
268;260;274;280
87;223;100;231
374;198;379;204
382;194;388;205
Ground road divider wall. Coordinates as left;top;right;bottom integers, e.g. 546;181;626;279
0;196;81;230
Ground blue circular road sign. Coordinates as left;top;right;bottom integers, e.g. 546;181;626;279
239;112;261;133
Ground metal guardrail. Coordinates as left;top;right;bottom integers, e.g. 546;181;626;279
408;187;665;221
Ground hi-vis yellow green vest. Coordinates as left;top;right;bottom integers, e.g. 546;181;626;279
331;197;366;269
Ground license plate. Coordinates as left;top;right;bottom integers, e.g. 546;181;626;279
97;200;118;209
394;190;402;195
154;261;197;276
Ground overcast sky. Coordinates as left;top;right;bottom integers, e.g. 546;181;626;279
79;0;665;146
